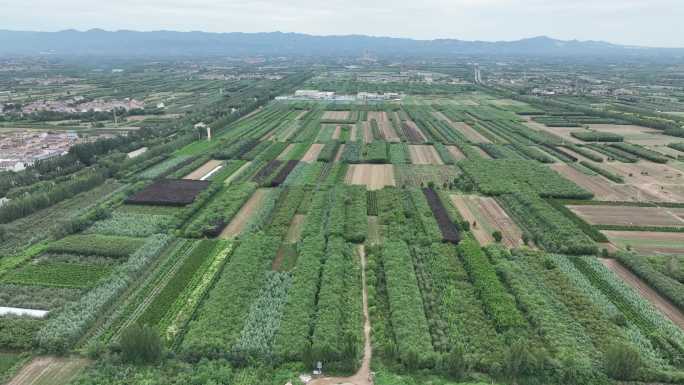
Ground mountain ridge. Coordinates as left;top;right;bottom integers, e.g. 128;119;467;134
0;29;680;57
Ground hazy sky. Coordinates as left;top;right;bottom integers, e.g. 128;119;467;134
2;0;683;47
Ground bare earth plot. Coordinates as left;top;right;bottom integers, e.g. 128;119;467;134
434;111;492;143
322;111;350;120
7;356;88;385
602;231;684;255
450;195;523;248
345;164;396;190
446;145;466;160
604;161;684;202
568;205;684;227
600;258;684;329
551;163;640;201
301;143;325;163
183;160;223;180
219;189;269;239
408;145;444;165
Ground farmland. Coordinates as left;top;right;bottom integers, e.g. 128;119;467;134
2;62;684;385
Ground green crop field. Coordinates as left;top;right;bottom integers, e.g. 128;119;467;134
1;60;684;385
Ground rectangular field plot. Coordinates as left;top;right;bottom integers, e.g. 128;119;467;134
568;205;684;227
368;111;400;142
450;194;523;248
183;159;224;180
126;179;211;206
2;262;112;289
408;145;444;165
603;231;684;255
345;164;395;190
394;164;460;188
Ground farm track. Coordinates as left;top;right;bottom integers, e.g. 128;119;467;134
7;356;89;385
600;258;684;330
309;245;372;385
285;214;306;243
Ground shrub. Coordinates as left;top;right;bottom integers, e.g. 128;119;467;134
119;324;163;364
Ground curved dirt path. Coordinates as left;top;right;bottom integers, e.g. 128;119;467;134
309;245;372;385
600;258;684;329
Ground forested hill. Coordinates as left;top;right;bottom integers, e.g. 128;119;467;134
1;29;683;57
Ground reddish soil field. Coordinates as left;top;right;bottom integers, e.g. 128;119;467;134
408;145;444;165
362;122;373;144
568;205;684;227
345;164;395;190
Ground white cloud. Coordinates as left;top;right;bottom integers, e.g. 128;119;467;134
0;0;682;47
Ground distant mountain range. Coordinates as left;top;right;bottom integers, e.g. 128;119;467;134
0;29;682;58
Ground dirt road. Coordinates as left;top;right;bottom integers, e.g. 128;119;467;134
309;245;372;385
183;160;223;180
600;258;684;329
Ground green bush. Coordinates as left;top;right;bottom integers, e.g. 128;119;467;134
119;324;163;364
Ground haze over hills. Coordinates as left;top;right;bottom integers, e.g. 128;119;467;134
1;29;683;58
